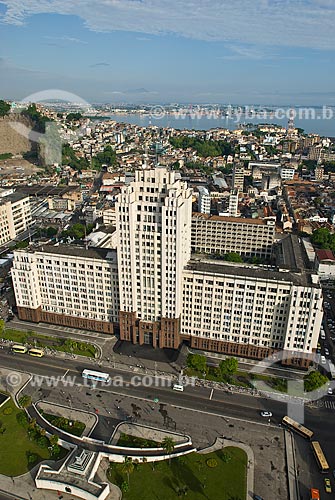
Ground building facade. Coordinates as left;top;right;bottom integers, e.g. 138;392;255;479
197;186;211;214
12;246;119;333
116;167;192;348
191;213;275;258
181;260;323;365
0;192;32;246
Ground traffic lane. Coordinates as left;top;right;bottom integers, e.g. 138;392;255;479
1;351;334;439
0;350;67;377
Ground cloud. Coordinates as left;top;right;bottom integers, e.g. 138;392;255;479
90;62;110;67
44;35;87;44
1;0;335;50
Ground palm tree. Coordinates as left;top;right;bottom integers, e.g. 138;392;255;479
121;456;134;484
162;437;175;466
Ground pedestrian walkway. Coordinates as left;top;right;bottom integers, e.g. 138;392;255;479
324;400;335;410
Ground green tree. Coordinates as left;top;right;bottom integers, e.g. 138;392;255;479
0;100;11;117
304;370;328;392
18;395;32;409
121;456;134;484
92;145;117;169
219;358;238;381
66;112;83;121
27;452;38;466
162;436;175;466
223;252;243;263
186;353;208;374
16;411;29;427
311;228;331;249
49;434;59;447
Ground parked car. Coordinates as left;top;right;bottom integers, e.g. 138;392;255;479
260;411;272;417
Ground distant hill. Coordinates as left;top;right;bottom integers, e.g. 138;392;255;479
0;114;36;155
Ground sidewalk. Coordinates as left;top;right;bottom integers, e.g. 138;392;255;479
284;430;299;500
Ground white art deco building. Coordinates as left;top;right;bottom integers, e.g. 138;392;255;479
12;167;323;366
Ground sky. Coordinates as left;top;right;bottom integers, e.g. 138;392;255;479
1;0;335;105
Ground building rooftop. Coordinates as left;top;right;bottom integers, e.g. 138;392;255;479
186;257;320;287
192;212;269;225
0;191;29;205
21;244;117;263
316;249;335;262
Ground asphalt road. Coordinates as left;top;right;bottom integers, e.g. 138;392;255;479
1;349;335;499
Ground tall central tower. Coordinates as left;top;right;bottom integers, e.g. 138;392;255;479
116;167;192;348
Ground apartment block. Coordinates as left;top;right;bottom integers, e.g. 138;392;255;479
0;192;32;246
197;186;211;214
12;245;119;333
181;260;323;366
191;213;275;258
232;164;245;191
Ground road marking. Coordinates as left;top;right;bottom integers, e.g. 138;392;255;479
209;388;214;400
63;369;69;379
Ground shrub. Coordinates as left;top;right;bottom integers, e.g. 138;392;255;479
206;458;218;468
16;412;29;427
121;481;129;493
2;407;13;415
27;452;38;465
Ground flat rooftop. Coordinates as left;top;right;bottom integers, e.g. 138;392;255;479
18;244;117;262
192;212;269;226
186;258;319;287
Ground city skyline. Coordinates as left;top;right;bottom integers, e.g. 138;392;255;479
1;0;335;104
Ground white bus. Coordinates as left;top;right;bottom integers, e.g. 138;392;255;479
82;369;110;383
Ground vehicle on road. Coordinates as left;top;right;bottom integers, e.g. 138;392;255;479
328;388;333;395
321;332;326;340
324;477;332;493
172;384;184;392
282;416;314;440
253;495;263;500
28;348;44;357
11;344;28;354
310;488;320;500
325;348;330;356
311;441;330;473
82;369;110;383
321;356;326;364
260;411;272;417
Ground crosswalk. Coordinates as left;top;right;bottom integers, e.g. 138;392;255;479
324;400;335;410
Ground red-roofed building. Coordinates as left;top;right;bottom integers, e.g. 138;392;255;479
315;249;335;280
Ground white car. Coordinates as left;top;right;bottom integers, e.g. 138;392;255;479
260;411;272;418
325;348;330;356
321;332;326;340
321;356;326;364
328;388;333;395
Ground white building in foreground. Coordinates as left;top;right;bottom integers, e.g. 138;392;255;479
12;166;324;366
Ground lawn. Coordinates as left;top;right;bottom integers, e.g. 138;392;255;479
3;328;97;357
107;447;247;500
0;397;67;476
185;366;288;392
42;412;86;437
